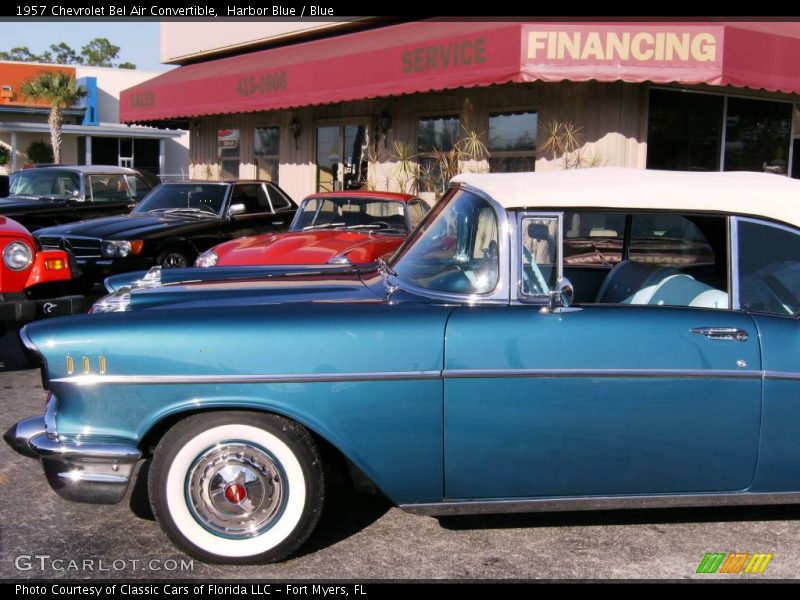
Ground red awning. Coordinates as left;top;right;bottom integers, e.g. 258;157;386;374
121;21;800;123
120;21;523;122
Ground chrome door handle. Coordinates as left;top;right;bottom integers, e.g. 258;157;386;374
273;221;285;225
691;327;749;342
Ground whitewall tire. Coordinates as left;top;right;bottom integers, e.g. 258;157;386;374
149;412;325;564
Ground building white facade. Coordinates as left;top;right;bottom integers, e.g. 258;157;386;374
0;61;188;177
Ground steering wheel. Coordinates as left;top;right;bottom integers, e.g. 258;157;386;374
483;240;498;261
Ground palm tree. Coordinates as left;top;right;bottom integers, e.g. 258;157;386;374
21;71;86;164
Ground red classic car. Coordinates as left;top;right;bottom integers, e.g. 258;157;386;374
195;191;429;267
0;216;83;334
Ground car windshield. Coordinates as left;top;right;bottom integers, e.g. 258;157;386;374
392;189;499;295
9;170;81;198
133;184;227;216
291;197;408;233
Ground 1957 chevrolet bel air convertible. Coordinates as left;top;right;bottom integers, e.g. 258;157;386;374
7;168;800;564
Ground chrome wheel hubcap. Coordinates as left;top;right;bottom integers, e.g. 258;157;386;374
186;442;285;538
161;253;187;268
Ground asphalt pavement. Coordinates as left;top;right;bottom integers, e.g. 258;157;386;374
1;330;798;580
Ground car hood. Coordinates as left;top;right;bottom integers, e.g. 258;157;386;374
33;212;216;239
213;229;403;265
117;266;391;312
0;215;33;239
0;195;70;213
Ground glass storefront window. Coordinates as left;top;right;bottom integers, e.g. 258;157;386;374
647;89;723;171
315;124;369;192
724;97;792;174
343;124;368;190
418;115;460;194
218;129;240;179
316;125;339;192
647;89;795;176
488;111;537;173
255;126;280;183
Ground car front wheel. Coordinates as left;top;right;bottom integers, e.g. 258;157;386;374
149;411;325;564
156;248;190;268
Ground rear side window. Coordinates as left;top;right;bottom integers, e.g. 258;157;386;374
738;219;800;316
569;211;728;310
231;185;270;214
630;214;714;266
125;175;154;202
266;185;293;210
89;175;130;203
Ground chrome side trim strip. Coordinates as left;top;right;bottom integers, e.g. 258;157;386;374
444;368;763;380
51;370;443;386
50;368;800;386
401;492;800;516
764;371;800;382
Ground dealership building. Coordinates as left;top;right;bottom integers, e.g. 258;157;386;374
120;20;800;203
0;61;188;176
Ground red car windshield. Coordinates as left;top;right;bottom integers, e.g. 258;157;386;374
291;197;408;234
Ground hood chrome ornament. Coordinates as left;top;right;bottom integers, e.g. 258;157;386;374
133;266;162;289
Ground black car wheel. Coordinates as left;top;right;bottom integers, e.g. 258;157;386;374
149;411;326;564
157;248;190;269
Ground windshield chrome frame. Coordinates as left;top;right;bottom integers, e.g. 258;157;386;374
387;183;511;305
290;196;409;234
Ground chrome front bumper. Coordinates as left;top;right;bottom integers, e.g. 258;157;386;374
3;416;142;504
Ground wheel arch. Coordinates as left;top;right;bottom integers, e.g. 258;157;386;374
153;237;199;260
137;403;389;500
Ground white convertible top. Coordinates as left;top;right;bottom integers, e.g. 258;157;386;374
452;168;800;229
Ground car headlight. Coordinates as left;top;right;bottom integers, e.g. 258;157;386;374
327;255;352;265
3;241;33;271
89;288;132;314
194;251;218;267
101;240;143;258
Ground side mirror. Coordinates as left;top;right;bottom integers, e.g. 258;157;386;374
227;203;245;218
548;277;574;310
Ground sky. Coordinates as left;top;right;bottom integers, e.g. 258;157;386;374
0;21;168;72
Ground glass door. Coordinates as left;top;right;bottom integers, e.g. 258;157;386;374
316;123;369;192
118;138;133;168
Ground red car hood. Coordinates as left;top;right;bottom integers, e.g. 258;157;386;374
214;229;405;266
0;216;34;241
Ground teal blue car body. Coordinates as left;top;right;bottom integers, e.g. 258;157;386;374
8;168;800;525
